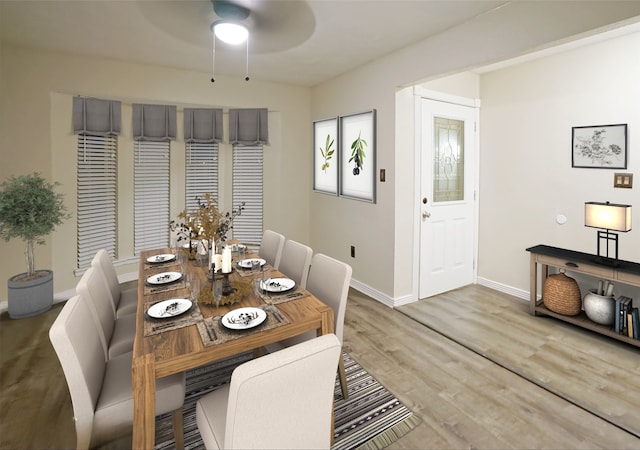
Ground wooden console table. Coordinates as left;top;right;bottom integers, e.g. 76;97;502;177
527;244;640;348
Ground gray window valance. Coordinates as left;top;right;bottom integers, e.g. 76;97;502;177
229;108;269;145
132;104;177;141
184;108;223;143
73;96;121;135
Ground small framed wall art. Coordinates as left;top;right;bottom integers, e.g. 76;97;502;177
339;109;376;203
312;117;338;195
572;123;627;169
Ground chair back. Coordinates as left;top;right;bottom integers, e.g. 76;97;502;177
76;267;114;361
278;239;312;288
225;334;341;449
306;253;352;343
91;249;120;313
258;230;285;269
49;295;105;450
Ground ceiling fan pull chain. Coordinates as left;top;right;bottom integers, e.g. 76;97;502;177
244;36;250;82
211;33;216;83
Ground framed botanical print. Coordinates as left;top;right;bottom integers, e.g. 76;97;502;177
339;110;376;203
572;124;627;169
312;117;338;195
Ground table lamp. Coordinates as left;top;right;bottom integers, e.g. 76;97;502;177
584;201;632;266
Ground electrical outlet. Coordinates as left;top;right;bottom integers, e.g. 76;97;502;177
350;245;355;258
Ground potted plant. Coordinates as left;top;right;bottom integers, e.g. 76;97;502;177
0;173;71;318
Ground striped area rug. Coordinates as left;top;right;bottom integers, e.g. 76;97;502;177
155;352;420;450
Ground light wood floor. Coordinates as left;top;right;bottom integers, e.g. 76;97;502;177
1;284;639;449
343;285;640;449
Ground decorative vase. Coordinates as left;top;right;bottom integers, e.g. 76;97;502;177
583;289;615;325
7;270;54;319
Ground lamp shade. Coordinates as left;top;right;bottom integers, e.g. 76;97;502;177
584;202;632;232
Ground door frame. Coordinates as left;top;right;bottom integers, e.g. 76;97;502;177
412;87;481;301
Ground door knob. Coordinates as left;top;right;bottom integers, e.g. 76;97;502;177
422;211;431;219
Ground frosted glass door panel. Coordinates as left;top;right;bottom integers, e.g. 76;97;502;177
433;117;464;203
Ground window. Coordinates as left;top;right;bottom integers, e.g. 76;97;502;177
186;142;219;211
77;134;117;269
232;145;263;246
134;141;170;254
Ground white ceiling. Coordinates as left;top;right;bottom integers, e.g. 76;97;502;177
2;0;640;87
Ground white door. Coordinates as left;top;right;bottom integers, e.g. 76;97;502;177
419;98;476;298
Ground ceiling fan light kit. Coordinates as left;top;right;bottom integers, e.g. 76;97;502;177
213;22;248;45
210;0;251;83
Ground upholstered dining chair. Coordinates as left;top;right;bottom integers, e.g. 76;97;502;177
76;267;135;360
267;253;352;399
196;334;342;450
258;229;285;269
49;295;186;450
277;239;313;289
91;249;138;318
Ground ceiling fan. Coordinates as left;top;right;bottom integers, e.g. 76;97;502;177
136;0;315;80
209;0;315;54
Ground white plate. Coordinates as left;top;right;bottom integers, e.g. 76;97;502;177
182;240;199;249
221;307;267;330
237;258;266;269
146;271;183;285
147;298;192;319
226;244;247;252
146;253;176;264
260;277;295;293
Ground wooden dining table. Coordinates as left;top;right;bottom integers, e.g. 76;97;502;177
132;247;335;449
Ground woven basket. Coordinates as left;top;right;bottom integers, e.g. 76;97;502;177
543;272;582;316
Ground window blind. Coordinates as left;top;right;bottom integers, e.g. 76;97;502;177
186;142;219;212
77;134;117;269
134;141;170;254
232;145;263;246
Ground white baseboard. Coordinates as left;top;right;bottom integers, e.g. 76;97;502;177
349;278;414;308
476;276;530;302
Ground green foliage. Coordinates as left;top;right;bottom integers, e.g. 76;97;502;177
319;134;335;173
349;131;367;175
0;173;71;274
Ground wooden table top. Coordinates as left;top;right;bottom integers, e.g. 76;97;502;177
132;247;335;448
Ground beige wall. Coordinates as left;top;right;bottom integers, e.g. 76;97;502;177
3;18;640;307
478;31;640;299
311;26;640;305
0;44;311;300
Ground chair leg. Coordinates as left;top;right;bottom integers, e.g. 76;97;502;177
172;408;184;450
338;355;348;400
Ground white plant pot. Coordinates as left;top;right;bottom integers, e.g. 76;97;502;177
7;270;53;319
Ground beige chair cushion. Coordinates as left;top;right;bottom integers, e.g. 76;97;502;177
196;334;341;450
196;385;229;450
76;267;134;360
258;230;285;269
50;295;185;449
278;239;312;289
93;351;185;447
270;253;352;349
91;249;138;318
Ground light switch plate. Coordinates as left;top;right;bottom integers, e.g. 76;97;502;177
614;173;633;189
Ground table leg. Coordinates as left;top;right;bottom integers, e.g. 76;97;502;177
529;253;537;315
132;353;157;449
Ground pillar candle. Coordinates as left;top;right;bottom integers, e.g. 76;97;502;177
222;247;232;273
